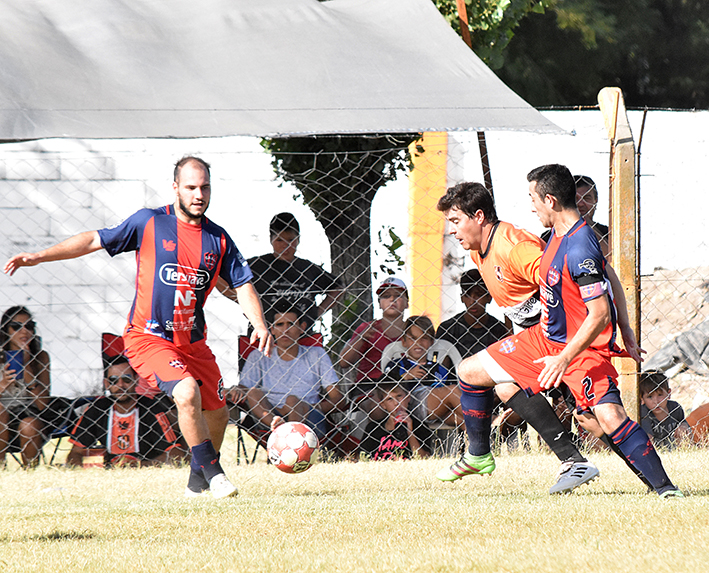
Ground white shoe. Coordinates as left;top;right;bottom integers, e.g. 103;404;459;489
209;473;238;499
549;460;600;494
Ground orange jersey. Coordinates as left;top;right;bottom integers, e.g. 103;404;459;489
469;221;544;328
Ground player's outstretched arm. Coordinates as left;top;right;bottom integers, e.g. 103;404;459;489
4;231;103;276
605;264;645;363
233;281;273;358
534;295;611;389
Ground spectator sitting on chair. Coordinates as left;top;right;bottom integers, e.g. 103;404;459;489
340;277;409;419
67;344;185;468
247;212;345;333
436;269;511;358
0;306;50;468
384;315;464;429
359;379;433;460
639;371;692;450
240;301;345;438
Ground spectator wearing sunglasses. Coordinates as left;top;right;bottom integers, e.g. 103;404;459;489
0;306;50;467
66;336;186;468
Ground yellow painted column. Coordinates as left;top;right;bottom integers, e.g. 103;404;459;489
407;132;448;326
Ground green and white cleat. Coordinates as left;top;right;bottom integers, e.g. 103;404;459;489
436;452;495;482
659;488;685;499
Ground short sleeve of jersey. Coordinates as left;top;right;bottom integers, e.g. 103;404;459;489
508;241;543;285
98;208;162;257
69;398;110;448
566;229;607;302
217;229;253;289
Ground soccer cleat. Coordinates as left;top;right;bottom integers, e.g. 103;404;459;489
209;473;239;499
549;460;600;494
435;452;496;482
658;487;685;499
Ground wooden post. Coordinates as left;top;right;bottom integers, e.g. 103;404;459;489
598;87;640;419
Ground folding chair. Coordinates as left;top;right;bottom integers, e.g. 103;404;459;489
40;395;98;465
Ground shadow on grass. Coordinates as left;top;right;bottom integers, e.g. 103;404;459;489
0;530;97;543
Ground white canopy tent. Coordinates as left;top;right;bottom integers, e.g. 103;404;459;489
0;0;561;139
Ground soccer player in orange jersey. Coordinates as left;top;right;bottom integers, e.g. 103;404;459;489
437;169;681;497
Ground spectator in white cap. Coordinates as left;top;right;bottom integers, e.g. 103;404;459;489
340;277;409;420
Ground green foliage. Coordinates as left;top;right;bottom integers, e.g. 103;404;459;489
495;0;709;107
432;0;552;68
375;226;406;279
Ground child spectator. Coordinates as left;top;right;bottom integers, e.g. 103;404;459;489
359;379;432;460
240;301;345;438
340;277;409;418
384;316;463;428
639;371;692;450
436;269;511;358
0;306;50;467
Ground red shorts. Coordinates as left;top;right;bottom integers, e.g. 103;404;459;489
123;330;226;411
481;324;622;412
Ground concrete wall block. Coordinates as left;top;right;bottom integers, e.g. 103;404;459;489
61;156;115;181
0;207;51;239
92;181;150;223
48;284;109;315
4;157;61;180
0;284;52;313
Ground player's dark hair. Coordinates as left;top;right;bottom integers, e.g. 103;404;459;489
574;175;598;201
639;371;671;396
1;305;42;357
527;164;577;209
174;156;211;182
436;182;498;224
403;315;435;342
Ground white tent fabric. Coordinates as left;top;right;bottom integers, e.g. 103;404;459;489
0;0;562;139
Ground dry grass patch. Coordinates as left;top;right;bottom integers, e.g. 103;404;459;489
0;449;707;573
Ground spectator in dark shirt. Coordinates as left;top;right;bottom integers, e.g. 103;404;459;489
247;213;344;331
359;379;432;460
436;269;511;358
639;371;691;450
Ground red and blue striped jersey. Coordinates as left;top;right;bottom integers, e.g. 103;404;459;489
98;205;252;346
539;219;617;351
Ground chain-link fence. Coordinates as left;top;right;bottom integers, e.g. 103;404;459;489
1;109;708;467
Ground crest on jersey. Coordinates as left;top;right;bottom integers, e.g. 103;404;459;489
217;378;225;401
494;266;504;282
548;267;561;286
204;252;217;271
578;258;597;274
499;339;516;354
169;358;186;370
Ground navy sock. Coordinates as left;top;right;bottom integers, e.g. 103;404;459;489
190;440;224;482
505;391;585;463
601;433;654;490
459;382;494;456
608;418;673;492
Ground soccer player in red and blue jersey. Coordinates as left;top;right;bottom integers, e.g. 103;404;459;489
4;156;273;499
439;165;681;497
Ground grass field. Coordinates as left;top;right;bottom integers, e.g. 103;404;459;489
1;437;708;573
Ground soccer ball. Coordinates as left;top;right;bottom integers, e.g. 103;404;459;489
267;421;319;474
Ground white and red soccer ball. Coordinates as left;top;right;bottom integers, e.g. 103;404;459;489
267;421;319;474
